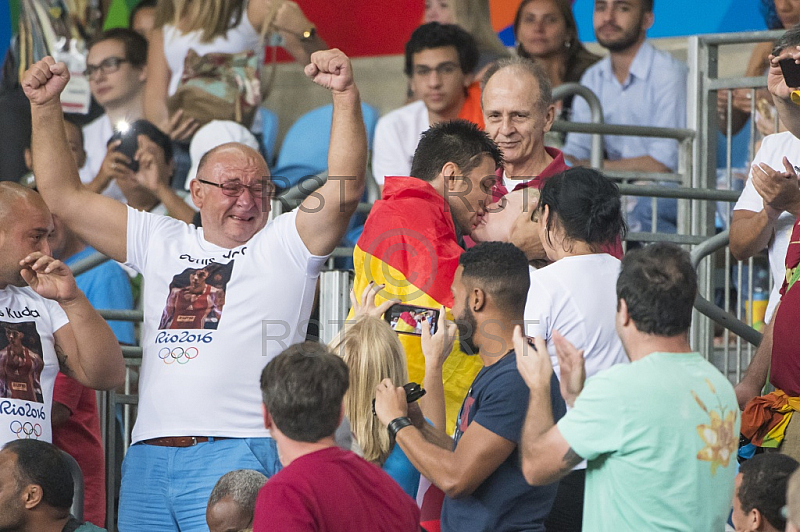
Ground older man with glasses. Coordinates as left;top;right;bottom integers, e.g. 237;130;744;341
22;45;367;531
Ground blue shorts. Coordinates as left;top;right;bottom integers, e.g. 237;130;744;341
117;437;280;531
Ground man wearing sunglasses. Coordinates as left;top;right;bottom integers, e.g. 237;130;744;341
22;47;367;531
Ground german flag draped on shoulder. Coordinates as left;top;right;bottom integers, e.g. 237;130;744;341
349;175;481;434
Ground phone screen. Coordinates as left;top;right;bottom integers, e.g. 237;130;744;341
384;305;439;336
780;57;800;88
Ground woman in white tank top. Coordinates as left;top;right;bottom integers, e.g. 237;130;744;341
144;0;325;140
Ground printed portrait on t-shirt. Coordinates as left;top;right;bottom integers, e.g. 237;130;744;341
159;262;234;330
0;321;45;403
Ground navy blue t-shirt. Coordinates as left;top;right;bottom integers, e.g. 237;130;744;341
440;351;566;532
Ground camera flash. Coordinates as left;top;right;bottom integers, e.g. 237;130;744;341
115;120;131;134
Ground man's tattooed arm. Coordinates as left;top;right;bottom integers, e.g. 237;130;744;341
559;447;583;475
55;344;75;378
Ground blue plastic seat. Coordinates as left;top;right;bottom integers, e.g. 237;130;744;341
259;107;279;167
272;102;379;191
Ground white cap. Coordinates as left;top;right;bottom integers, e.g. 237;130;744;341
185;120;261;190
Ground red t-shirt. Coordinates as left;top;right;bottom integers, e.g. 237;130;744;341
772;216;800;395
52;373;105;527
253;447;420;532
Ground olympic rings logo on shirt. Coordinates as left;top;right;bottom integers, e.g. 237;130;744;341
10;420;42;439
158;347;200;365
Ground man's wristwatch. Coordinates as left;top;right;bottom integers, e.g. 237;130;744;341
387;416;413;439
301;27;316;42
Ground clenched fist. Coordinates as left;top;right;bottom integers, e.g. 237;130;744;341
22;57;70;106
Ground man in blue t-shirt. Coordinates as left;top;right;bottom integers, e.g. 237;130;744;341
375;242;566;532
514;243;738;532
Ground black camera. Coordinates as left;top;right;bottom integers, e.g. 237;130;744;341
372;382;426;415
107;119;173;173
403;382;426;403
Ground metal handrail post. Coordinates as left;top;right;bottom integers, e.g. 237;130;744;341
551;83;604;169
318;271;352;344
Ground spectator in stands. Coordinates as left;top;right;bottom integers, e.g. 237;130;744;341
254;342;420;531
145;0;326;142
82;28;149;203
736;149;800;458
514;0;601;126
23;48;366;531
523;167;628;531
0;182;124;446
0;439;106;531
20;120;134;528
479;59;624;262
730;26;800;326
113;122;196;223
130;0;157;41
206;470;267;532
352;120;501;435
481;57;565;194
372;23;484;190
331;284;454;497
515;242;738;530
562;0;688;234
374;242;566;532
423;0;510;76
48;213;135;528
731;453;799;532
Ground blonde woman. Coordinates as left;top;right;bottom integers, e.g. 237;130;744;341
145;0;325;140
331;282;453;497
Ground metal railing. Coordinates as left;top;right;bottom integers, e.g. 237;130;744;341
686;30;784;378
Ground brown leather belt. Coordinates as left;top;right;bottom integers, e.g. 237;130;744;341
142;436;231;447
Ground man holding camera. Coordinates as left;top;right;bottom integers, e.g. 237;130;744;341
374;242;566;532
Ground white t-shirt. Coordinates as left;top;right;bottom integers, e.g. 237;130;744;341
372;100;430;185
125;208;328;442
733;131;800;322
81;114;127;203
0;286;68;445
524;254;628;381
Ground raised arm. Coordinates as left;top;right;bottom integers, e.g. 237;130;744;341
21;253;124;390
143;27;171;133
22;58;128;263
515;328;582;485
295;49;367;256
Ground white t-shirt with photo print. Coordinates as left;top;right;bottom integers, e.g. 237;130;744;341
125;207;328;443
0;286;68;445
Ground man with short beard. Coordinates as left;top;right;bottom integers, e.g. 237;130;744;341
562;0;687;234
374;242;566;532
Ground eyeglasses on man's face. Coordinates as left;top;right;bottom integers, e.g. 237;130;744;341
197;179;275;198
84;57;130;79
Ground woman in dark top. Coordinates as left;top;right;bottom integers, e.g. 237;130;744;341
514;0;600;122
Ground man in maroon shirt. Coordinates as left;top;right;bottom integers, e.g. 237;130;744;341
481;57;567;198
477;57;623;260
254;342;420;532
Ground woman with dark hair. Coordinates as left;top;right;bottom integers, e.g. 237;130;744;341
514;0;599;120
523;167;629;532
